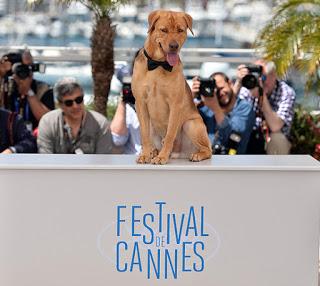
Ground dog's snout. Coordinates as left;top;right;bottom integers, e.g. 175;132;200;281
169;41;179;51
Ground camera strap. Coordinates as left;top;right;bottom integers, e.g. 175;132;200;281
63;114;84;154
14;95;30;122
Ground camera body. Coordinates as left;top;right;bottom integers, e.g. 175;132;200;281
122;76;135;105
12;63;46;80
213;132;242;155
241;65;263;90
199;78;216;98
1;52;46;79
12;64;32;79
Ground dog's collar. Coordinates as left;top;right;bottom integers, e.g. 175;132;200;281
143;49;173;72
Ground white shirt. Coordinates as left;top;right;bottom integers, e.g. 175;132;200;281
112;104;141;154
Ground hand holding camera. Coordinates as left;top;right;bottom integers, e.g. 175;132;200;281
192;76;221;111
237;64;264;90
192;76;217;98
121;76;135;105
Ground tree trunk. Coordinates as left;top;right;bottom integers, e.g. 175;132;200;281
91;16;115;116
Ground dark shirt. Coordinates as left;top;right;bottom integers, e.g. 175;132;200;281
7;79;54;129
0;108;37;153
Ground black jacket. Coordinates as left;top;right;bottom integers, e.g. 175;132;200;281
0;108;37;153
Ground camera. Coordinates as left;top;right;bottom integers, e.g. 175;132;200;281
228;132;241;155
1;51;46;79
12;63;46;79
213;132;242;155
31;63;46;73
241;65;263;89
199;78;216;97
122;76;135;105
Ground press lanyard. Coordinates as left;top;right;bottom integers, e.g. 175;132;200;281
63;114;84;153
14;95;30;121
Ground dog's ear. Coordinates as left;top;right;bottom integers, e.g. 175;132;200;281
183;13;194;36
148;10;160;34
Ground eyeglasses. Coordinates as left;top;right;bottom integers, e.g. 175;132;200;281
62;95;84;107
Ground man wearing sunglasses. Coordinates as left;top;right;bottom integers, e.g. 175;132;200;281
236;60;296;154
37;77;113;154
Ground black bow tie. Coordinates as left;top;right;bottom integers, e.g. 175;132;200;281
143;49;173;72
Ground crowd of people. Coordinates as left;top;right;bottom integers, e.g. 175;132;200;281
0;49;296;156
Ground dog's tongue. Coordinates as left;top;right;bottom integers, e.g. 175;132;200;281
166;53;179;66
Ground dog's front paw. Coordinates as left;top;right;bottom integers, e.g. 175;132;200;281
136;149;159;164
189;151;212;162
151;155;169;165
136;154;152;164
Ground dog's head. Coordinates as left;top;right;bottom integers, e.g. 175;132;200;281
147;10;193;67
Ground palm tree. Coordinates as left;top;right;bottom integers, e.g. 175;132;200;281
254;0;320;92
34;0;130;115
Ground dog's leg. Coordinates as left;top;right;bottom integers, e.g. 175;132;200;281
151;109;182;165
135;99;158;164
183;118;212;161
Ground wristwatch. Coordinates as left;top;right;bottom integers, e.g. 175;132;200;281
27;89;35;97
9;146;17;153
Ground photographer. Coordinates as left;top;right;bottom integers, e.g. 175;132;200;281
192;72;255;154
110;76;141;154
0;51;54;131
237;60;296;154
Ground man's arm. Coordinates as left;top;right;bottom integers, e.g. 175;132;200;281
29;85;55;121
110;101;128;135
15;77;52;121
261;92;284;132
233;65;249;95
110;101;129;146
27;93;51;121
201;93;225;125
262;85;295;133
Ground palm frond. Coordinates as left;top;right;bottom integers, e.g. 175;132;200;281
276;0;320;15
255;0;320;90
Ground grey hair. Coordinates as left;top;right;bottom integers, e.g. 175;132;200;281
54;77;83;102
264;61;276;75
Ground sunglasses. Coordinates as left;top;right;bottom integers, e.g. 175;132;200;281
62;95;84;107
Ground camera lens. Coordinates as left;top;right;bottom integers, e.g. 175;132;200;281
13;64;32;79
242;74;258;90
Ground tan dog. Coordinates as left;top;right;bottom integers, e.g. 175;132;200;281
132;10;212;164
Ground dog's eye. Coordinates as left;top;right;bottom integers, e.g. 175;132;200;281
177;28;184;33
160;28;168;33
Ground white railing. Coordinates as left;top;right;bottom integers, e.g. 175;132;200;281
0;46;257;64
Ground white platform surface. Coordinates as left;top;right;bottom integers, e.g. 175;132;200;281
0;154;319;171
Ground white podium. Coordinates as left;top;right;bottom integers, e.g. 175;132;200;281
0;155;319;286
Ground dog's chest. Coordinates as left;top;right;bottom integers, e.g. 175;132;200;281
144;75;171;103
